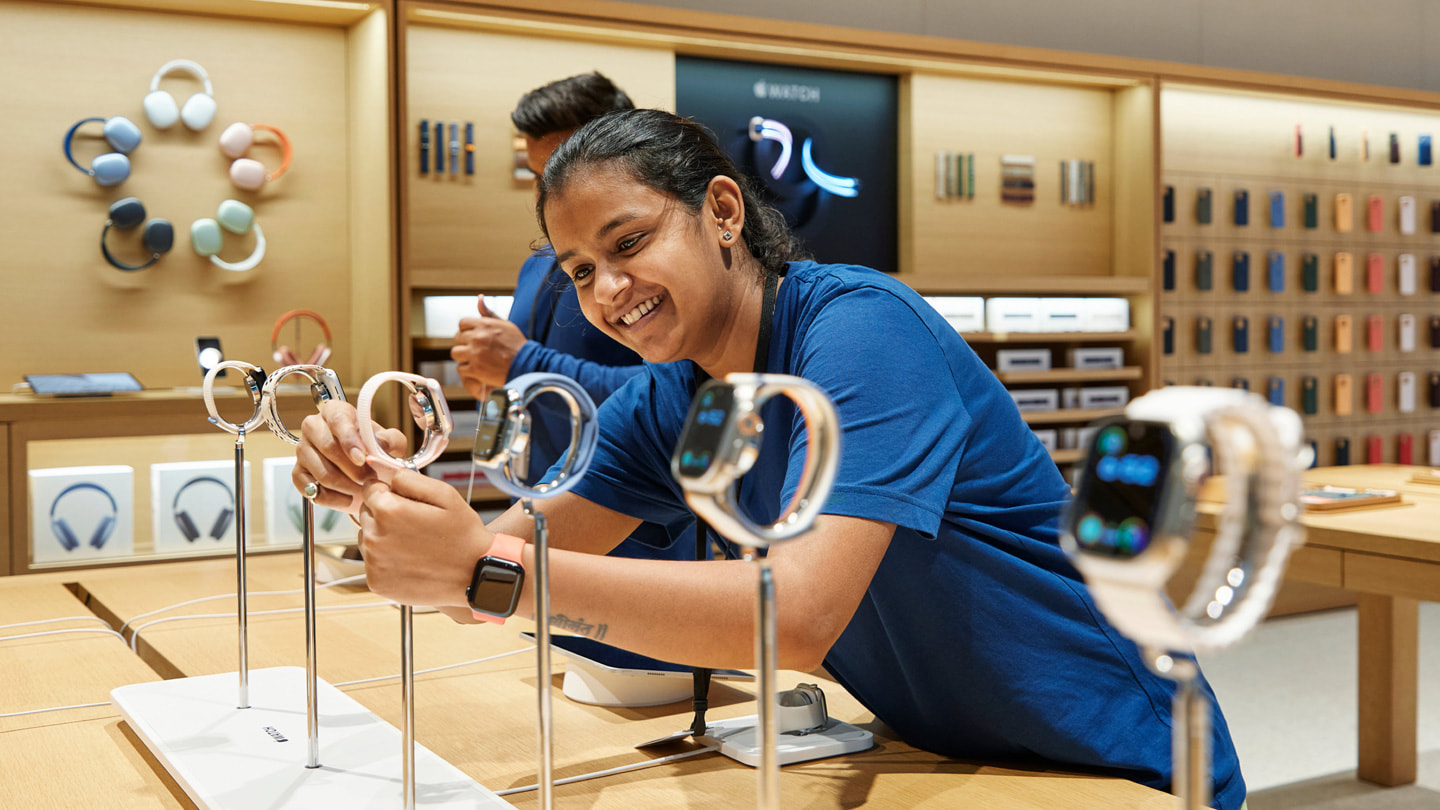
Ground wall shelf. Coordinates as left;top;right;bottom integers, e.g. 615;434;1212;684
963;331;1139;344
1021;408;1123;425
996;366;1143;384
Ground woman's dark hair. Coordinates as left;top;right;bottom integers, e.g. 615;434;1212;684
511;72;633;140
536;108;809;278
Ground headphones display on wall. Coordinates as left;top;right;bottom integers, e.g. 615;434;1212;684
218;122;292;191
191;199;265;272
101;197;174;272
270;309;332;367
63;116;142;187
49;482;119;551
143;59;217;131
172;475;235;542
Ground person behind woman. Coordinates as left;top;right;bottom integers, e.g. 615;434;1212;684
295;108;1246;808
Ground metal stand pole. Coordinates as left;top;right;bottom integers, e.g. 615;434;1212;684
401;604;415;810
234;428;249;710
1172;676;1211;810
303;498;320;769
755;555;779;810
527;501;555;810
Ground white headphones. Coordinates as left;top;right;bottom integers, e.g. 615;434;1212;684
143;59;217;131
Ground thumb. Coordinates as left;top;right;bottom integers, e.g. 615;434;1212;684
475;295;497;318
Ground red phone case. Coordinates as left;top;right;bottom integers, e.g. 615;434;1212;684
1399;434;1414;465
1368;314;1384;351
1368;195;1384;232
1368;434;1383;463
1368;372;1384;414
1367;253;1385;293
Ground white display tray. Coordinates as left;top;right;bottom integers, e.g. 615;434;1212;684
704;714;873;767
112;666;513;809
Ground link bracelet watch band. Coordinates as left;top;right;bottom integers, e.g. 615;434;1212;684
467;532;526;624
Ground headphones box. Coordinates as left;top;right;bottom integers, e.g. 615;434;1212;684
996;348;1052;372
1007;388;1059;412
985;298;1043;333
262;457;355;547
423;295;515;339
151;461;251;554
29;466;135;564
1039;298;1087;333
923;296;985;333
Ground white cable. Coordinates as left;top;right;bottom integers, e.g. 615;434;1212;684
494;743;722;796
129;601;391;652
119;573;370;636
0;701;112;720
1;627;128;644
332;646;534;688
0;615;112;632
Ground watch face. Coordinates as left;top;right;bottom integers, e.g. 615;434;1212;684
675;381;735;479
472;390;510;464
1069;419;1174;559
467;559;523;617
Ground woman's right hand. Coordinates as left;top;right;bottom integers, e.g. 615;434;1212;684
291;399;406;514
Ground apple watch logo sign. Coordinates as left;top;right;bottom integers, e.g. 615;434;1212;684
262;725;289;743
752;79;821;103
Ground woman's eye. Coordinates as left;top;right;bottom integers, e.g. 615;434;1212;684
572;265;593;283
618;235;641;252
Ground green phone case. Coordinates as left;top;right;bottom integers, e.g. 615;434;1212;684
1196;316;1213;354
1196;251;1213;291
1303;193;1318;229
1302;316;1318;351
1301;253;1319;292
1302;376;1318;414
1197;188;1213;225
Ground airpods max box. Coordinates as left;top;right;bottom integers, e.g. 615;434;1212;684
985;298;1043;333
1085;298;1131;332
1039;298;1087;333
1008;388;1059;412
923;296;985;332
423;295;515;338
151;460;252;554
263;457;354;547
996;348;1052;371
29;466;134;564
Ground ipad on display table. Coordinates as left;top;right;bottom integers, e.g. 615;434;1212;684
24;372;144;396
521;632;751;680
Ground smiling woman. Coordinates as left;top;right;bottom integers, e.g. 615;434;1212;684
295;108;1248;810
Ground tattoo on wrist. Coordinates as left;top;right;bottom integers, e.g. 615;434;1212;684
551;613;607;640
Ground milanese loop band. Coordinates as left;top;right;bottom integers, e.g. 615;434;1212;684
260;364;346;446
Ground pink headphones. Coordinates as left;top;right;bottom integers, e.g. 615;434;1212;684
271;309;332;367
219;122;292;191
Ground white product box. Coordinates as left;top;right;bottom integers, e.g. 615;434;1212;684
29;466;134;564
426;459;492;494
1085;298;1131;332
1061;387;1082;410
422;294;515;339
1008;388;1060;412
262;457;355;547
985;298;1043;333
1039;298;1087;333
923;296;985;333
1067;347;1125;370
1031;428;1058;452
416;360;462;387
996;348;1052;372
151;460;253;554
1060;425;1100;451
1079;386;1130;409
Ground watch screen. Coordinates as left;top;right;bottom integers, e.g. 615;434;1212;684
470;561;522;616
1069;419;1174;558
675;382;734;478
471;390;509;463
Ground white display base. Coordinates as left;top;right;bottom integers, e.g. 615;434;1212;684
111;667;512;809
704;715;874;767
561;664;696;708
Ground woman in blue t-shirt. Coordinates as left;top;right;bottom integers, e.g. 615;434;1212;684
294;108;1245;809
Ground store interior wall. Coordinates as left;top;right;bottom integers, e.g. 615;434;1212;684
624;0;1440;94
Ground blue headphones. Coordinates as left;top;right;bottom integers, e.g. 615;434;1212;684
49;482;119;551
172;476;235;542
63;116;142;187
102;197;174;271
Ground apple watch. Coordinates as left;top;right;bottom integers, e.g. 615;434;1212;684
1060;386;1305;655
672;373;840;549
471;372;596;500
355;371;453;471
203;360;269;436
466;532;526;623
260;364;347;446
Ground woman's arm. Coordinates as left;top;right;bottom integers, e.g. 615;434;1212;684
360;469;893;672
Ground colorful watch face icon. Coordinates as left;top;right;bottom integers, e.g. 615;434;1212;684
676;383;735;478
1070;420;1173;559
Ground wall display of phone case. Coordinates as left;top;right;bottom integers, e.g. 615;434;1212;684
1161;86;1440;466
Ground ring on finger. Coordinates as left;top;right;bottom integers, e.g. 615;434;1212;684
303;482;320;500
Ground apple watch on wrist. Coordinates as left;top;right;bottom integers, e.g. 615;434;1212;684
1060;386;1305;655
466;532;526;623
671;373;840;549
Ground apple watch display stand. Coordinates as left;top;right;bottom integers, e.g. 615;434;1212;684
111;448;509;808
1145;651;1212;810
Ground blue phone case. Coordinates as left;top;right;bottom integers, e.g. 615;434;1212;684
1267;251;1284;292
1269;191;1285;228
1268;316;1284;353
1234;189;1249;226
1233;251;1250;292
1268;377;1285;406
1233;316;1249;353
1421;134;1433;166
1163;249;1175;291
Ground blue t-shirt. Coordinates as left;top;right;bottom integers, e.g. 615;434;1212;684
566;261;1246;809
505;251;686;556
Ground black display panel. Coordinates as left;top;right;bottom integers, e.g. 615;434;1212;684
1069;420;1173;558
676;382;734;478
471;390;509;464
675;56;898;273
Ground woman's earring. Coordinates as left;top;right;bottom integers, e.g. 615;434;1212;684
722;230;733;242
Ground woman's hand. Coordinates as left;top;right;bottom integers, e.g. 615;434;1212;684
290;399;407;513
357;469;490;608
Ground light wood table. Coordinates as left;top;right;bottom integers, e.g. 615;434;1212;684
27;554;1184;808
1199;464;1440;788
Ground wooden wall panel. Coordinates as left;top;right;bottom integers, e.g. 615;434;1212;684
0;2;357;390
403;24;676;291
